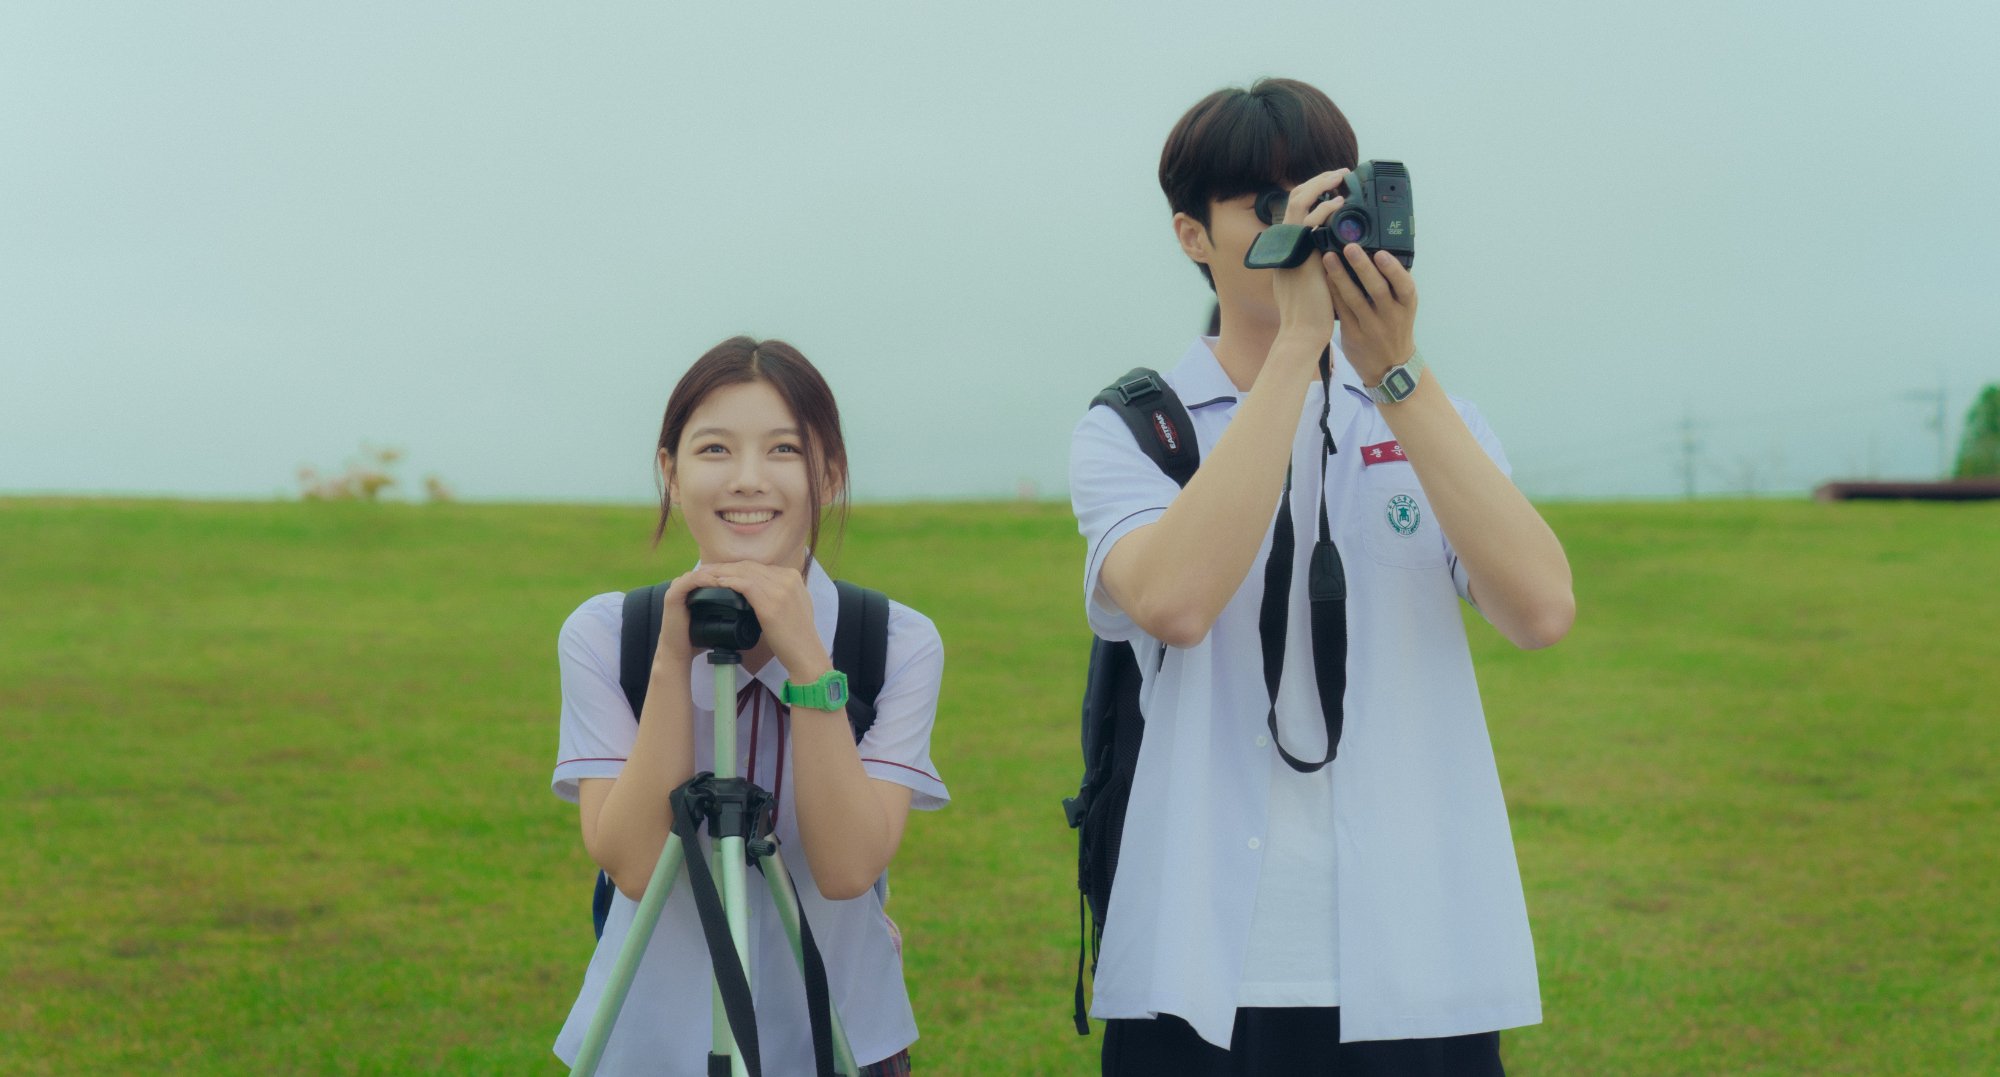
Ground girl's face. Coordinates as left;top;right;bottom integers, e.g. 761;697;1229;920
664;379;829;571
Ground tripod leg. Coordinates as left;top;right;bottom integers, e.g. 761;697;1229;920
758;849;860;1076
570;834;686;1077
705;662;757;1077
713;832;753;1076
710;978;732;1077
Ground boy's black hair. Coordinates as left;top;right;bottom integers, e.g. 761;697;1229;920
1159;77;1359;289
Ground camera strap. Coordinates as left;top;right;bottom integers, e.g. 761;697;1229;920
1257;349;1348;773
668;777;768;1077
668;774;840;1077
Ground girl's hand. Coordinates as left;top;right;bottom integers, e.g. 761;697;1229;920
650;568;714;674
697;561;832;680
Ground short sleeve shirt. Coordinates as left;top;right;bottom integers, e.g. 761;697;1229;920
1069;338;1540;1046
550;560;947;1074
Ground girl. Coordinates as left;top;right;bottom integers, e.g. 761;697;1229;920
551;337;947;1075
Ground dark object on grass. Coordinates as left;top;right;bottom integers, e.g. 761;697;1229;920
1813;479;2000;501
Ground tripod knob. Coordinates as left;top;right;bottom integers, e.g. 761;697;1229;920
687;587;761;656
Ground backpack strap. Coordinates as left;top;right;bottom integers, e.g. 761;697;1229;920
599;582;666;941
1091;367;1199;489
618;582;667;721
1067;368;1201;1028
832;579;891;744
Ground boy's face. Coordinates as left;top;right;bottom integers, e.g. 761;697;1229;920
1177;192;1282;323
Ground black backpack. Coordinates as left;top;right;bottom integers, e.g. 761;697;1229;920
1061;362;1354;1035
1061;369;1199;1034
591;577;894;939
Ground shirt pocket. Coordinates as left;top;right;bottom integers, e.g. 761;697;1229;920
1357;467;1446;570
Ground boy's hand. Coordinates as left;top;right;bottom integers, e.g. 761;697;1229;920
1327;241;1419;387
1271;169;1351;350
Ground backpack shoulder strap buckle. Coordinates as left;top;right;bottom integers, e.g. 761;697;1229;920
1110;371;1167;407
1092;367;1200;489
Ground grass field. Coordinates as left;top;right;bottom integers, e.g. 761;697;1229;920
2;496;1996;1075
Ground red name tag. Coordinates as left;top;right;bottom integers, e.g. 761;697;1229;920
1360;440;1407;466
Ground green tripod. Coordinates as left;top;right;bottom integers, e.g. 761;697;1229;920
570;588;858;1077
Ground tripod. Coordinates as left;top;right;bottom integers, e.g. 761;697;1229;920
571;589;860;1077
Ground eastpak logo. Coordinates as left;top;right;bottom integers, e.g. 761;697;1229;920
1150;410;1181;453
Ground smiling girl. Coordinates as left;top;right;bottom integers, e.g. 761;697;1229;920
551;337;946;1076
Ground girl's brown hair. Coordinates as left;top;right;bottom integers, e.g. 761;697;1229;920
653;336;851;561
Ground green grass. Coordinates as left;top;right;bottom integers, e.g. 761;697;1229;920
1;497;1995;1075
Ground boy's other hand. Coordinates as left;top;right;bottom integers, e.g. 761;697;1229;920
1327;241;1419;386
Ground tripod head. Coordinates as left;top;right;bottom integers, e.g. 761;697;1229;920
688;587;761;661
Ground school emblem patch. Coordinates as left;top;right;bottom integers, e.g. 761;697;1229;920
1386;494;1422;536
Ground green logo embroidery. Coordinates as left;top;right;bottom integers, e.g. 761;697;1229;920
1386;494;1421;536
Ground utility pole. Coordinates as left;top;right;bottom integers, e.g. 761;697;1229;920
1934;384;1948;477
1679;410;1701;499
1903;386;1948;478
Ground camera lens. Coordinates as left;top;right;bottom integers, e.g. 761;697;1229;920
1333;213;1366;246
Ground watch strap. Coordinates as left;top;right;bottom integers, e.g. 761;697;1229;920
1366;349;1426;404
781;669;850;711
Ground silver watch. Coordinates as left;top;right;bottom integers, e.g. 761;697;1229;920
1366;350;1426;405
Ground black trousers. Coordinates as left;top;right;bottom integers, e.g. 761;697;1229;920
1102;1008;1504;1077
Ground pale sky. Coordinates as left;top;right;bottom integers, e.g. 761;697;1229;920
4;1;1996;503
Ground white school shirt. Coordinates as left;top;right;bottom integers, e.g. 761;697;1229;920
1069;338;1541;1047
550;560;948;1075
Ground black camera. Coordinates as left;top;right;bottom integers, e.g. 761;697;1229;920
687;587;761;655
1244;160;1415;272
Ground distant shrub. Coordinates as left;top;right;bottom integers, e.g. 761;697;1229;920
299;445;452;502
1954;384;2000;479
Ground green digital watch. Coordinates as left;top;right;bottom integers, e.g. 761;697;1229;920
781;669;850;711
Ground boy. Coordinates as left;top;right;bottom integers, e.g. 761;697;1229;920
1068;77;1575;1075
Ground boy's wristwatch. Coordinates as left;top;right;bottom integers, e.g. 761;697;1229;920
781;669;850;711
1366;350;1426;405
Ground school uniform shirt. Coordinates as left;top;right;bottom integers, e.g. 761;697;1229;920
550;560;948;1076
1069;337;1541;1048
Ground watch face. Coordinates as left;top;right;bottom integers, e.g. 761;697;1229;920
1383;367;1416;399
828;679;848;706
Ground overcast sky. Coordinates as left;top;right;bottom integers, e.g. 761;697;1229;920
4;1;1996;503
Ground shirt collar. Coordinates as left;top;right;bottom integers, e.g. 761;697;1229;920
1321;341;1370;453
1170;338;1244;408
1327;332;1373;405
1177;335;1372;408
